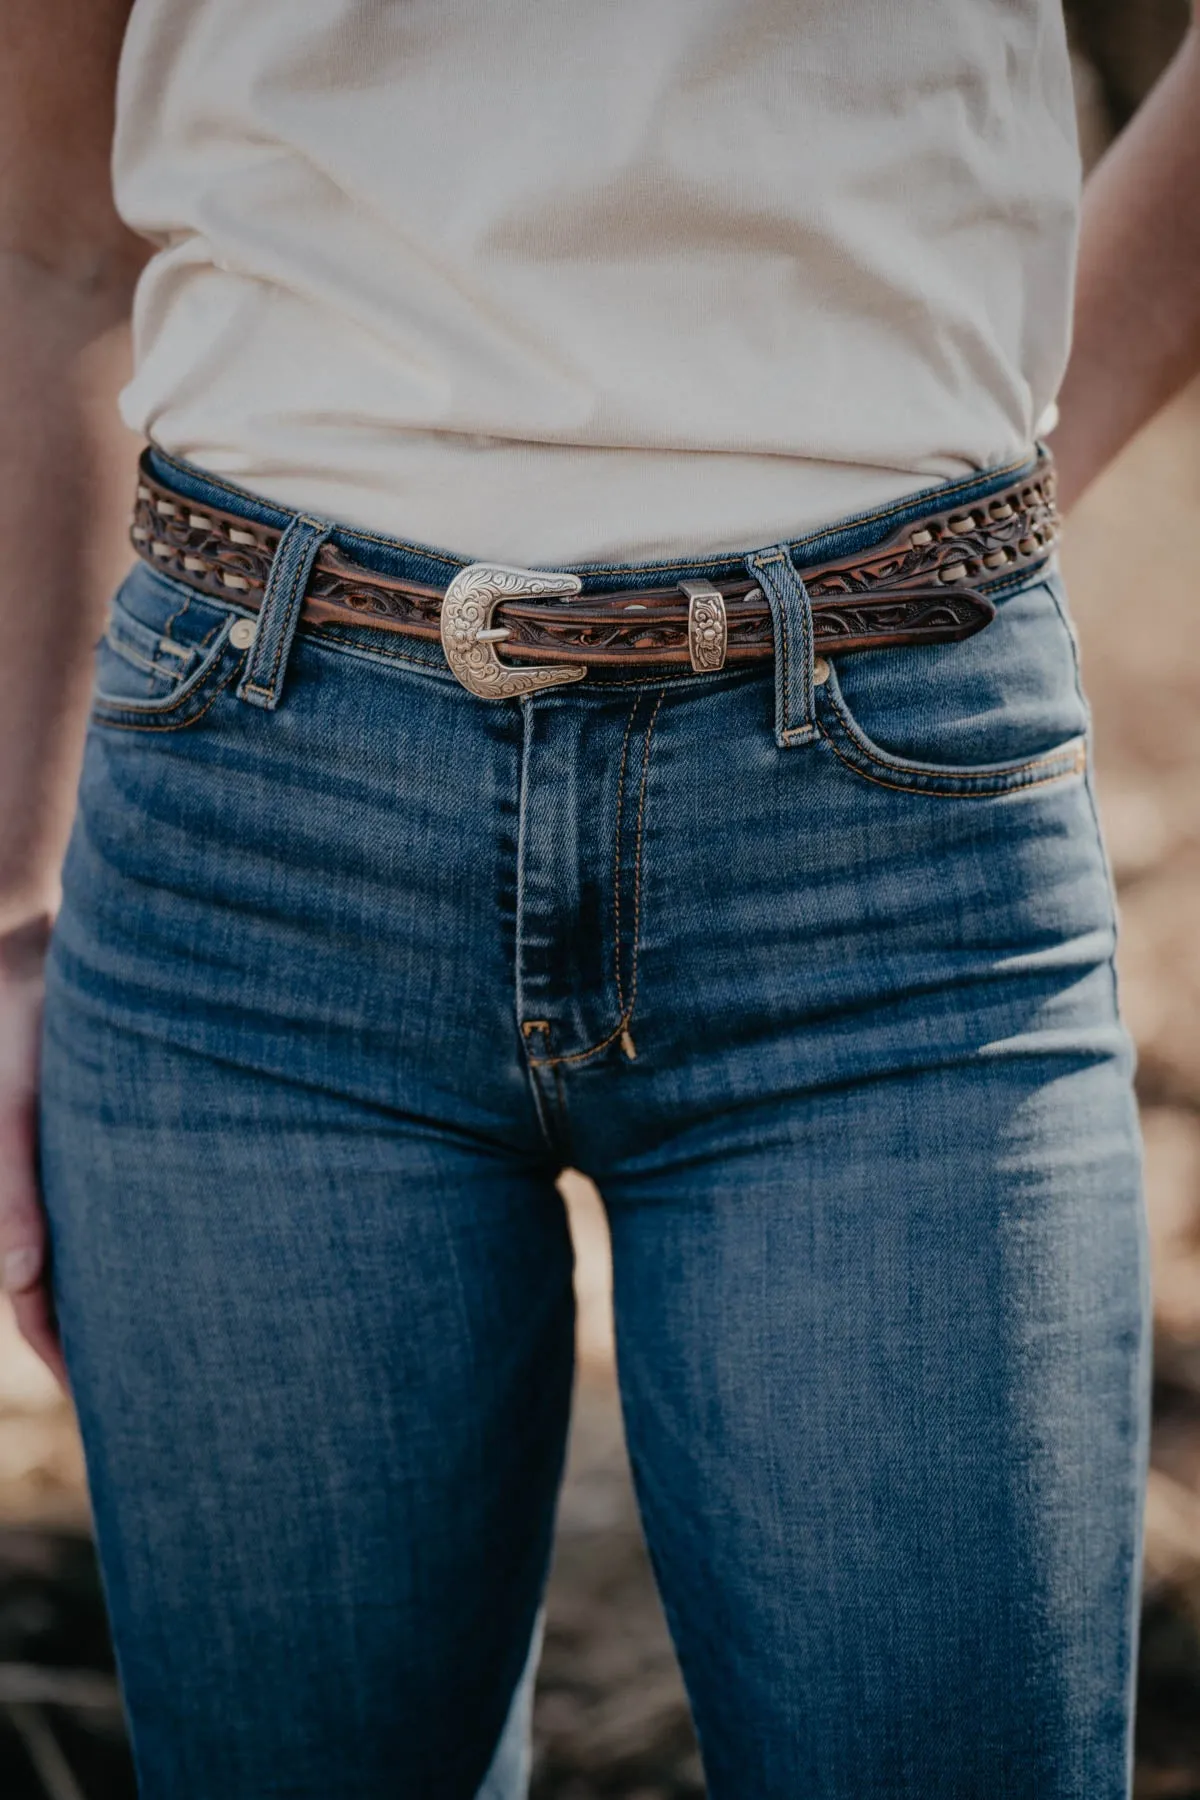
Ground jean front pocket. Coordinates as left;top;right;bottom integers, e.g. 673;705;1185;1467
92;562;250;734
813;568;1089;799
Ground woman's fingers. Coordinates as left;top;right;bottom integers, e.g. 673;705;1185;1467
0;1094;66;1391
9;1282;68;1391
0;914;67;1391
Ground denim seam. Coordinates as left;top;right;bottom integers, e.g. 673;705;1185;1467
527;688;663;1068
1049;577;1126;1019
305;629;456;677
822;677;1087;783
158;633;196;662
551;1061;571;1152
92;618;239;718
519;1022;570;1155
625;690;662;1035
115;645;199;693
611;696;643;1016
102;630;170;677
160;589;193;645
818;719;1086;798
91;658;242;734
108;590;222;670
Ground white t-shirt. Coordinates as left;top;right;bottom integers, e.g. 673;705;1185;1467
113;0;1081;562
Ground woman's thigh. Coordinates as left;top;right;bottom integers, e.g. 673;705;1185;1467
604;1043;1147;1800
38;632;573;1799
40;1008;573;1797
576;620;1149;1797
539;589;1150;1797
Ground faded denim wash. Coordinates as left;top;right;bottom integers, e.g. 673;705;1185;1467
39;447;1149;1798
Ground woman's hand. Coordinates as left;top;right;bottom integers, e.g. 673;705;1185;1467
0;915;67;1389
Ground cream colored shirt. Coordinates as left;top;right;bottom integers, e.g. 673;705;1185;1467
113;0;1081;563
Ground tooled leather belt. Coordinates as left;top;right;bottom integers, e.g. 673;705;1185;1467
130;449;1060;700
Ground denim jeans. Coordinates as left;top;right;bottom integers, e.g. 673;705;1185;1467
39;448;1149;1799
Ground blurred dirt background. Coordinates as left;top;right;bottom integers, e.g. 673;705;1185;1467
3;6;1200;1795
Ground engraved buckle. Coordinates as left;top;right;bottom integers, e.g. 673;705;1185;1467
440;563;588;700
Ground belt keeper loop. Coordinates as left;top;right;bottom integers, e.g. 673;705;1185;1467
236;514;333;711
748;546;818;749
680;580;728;673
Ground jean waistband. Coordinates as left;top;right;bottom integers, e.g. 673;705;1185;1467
144;442;1045;604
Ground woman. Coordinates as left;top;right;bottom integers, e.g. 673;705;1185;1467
2;3;1199;1795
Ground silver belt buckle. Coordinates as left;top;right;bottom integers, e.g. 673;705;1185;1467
441;563;588;700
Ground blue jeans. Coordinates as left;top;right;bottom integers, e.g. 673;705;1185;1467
40;449;1149;1798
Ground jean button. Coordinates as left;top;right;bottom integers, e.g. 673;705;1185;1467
813;656;830;685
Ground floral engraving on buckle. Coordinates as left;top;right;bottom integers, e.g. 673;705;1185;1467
441;563;588;699
680;580;728;673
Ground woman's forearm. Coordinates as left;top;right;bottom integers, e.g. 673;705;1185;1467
0;0;143;934
0;252;142;933
1051;25;1200;512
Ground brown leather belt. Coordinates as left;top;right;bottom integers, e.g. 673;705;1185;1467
131;450;1059;699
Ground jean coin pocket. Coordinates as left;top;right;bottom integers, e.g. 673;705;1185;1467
92;562;246;732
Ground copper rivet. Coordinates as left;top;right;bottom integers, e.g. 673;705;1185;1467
229;618;257;649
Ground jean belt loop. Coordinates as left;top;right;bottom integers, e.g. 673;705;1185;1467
235;514;334;711
746;545;819;749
